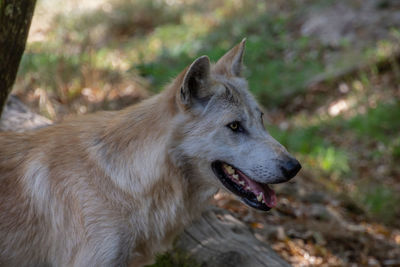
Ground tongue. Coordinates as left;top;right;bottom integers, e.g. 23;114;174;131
236;170;277;208
247;178;277;208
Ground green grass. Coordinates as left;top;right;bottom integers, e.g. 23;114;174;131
268;100;400;223
355;184;399;223
271;100;400;162
19;52;82;88
147;250;199;267
269;125;350;179
346;101;400;143
133;7;324;105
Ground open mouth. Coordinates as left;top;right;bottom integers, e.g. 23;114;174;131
211;161;277;211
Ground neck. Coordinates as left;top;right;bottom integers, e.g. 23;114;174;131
88;80;216;220
91;94;179;196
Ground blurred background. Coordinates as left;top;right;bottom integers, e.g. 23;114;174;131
14;0;400;265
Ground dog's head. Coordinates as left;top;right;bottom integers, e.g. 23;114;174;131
170;39;301;211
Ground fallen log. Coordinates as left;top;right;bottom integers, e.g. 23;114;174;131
177;207;290;267
0;95;51;132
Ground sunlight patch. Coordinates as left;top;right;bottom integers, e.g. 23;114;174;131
328;99;349;117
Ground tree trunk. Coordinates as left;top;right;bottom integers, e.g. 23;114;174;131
0;0;36;117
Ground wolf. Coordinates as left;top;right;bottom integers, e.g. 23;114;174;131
0;39;300;266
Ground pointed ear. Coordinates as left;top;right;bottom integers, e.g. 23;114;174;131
215;38;246;77
179;55;211;109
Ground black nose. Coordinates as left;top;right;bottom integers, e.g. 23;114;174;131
280;157;301;180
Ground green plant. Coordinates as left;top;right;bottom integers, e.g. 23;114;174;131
148;250;199;267
347;101;400;143
356;184;399;223
312;146;349;176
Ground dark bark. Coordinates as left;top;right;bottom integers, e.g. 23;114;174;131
0;0;36;117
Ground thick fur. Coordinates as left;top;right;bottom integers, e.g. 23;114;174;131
0;40;295;266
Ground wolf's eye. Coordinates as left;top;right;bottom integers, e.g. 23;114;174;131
227;121;243;132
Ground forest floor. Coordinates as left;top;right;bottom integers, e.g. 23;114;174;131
212;63;400;266
13;0;400;266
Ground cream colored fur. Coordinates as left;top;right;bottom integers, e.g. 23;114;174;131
0;40;293;266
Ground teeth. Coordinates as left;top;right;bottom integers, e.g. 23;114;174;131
246;186;251;191
239;181;245;186
257;192;263;202
224;164;235;175
232;174;239;180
